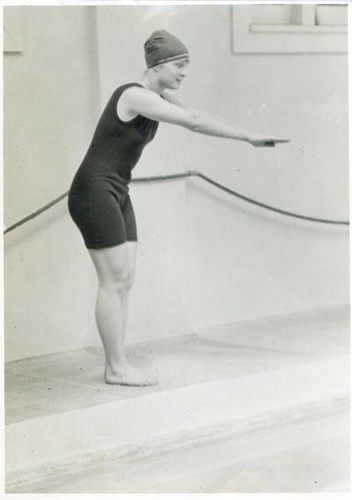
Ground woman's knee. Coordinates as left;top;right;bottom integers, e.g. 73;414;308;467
124;268;135;291
100;258;136;294
100;266;133;294
89;245;131;292
88;242;137;294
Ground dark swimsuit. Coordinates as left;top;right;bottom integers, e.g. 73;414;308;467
68;83;159;249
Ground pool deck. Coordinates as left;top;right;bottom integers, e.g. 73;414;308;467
5;305;350;493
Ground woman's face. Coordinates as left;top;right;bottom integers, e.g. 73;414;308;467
157;58;190;90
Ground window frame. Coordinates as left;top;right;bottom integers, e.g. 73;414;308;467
232;5;348;54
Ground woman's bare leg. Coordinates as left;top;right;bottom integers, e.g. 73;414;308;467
120;242;137;345
89;242;157;386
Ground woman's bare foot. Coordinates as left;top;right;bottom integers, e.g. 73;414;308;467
104;363;157;386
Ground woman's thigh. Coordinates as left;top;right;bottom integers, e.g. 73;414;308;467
69;189;129;249
121;195;138;243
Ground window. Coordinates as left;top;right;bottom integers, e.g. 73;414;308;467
232;4;348;53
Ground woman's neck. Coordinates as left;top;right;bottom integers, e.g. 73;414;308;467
138;70;164;95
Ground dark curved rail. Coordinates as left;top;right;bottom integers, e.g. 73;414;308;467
3;170;349;235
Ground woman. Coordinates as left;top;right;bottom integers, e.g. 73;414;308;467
68;30;288;387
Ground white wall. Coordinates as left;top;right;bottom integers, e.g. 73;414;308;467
4;5;349;361
4;6;99;360
127;181;191;344
187;179;349;330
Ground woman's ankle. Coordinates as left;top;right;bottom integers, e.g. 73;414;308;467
105;358;129;374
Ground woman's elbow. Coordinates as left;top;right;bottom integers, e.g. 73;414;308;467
183;110;202;132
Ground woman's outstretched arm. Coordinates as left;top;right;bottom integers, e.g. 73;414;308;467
119;87;289;147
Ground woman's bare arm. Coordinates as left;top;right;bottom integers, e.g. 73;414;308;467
120;87;289;147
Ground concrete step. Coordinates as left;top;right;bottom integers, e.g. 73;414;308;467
6;396;349;493
6;354;350;490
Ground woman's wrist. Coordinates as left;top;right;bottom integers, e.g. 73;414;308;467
242;133;253;143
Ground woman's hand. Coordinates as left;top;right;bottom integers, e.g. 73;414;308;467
248;136;290;148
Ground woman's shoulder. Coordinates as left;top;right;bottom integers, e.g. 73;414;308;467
109;83;145;107
111;83;147;105
114;82;145;94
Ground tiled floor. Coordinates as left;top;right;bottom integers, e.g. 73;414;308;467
5;306;350;493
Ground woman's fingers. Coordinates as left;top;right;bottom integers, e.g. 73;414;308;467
252;138;290;147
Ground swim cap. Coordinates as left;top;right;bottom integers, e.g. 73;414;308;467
144;30;189;68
